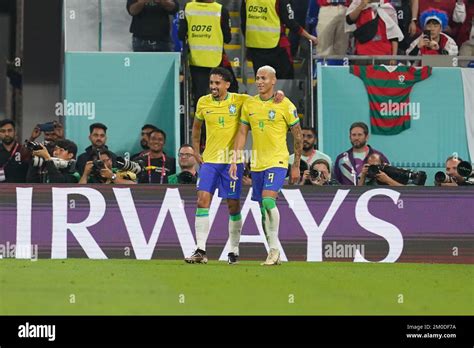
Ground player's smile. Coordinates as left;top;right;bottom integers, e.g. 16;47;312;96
209;73;230;100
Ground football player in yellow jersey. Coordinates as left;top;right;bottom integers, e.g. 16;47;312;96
229;65;303;266
184;67;245;265
185;67;284;265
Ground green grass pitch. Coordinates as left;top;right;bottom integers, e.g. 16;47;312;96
0;259;472;315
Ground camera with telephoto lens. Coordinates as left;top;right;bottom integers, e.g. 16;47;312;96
25;141;43;152
177;171;197;184
434;171;455;184
310;167;322;181
367;164;427;186
116;157;144;174
436;161;474;185
288;160;309;183
51;157;75;170
457;161;473;179
31;156;75;171
90;158;105;178
367;165;382;179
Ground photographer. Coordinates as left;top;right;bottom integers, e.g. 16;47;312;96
79;150;137;184
0;119;29;183
76;123;117;176
435;155;471;186
300;159;338;186
168;144;198;184
131;124;158;161
26;139;80;183
137;129;176;184
358;153;404;186
28;121;64;156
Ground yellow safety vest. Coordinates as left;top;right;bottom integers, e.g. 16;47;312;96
245;0;281;49
185;1;223;68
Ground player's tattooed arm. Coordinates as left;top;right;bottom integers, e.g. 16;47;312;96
192;118;203;164
289;122;303;184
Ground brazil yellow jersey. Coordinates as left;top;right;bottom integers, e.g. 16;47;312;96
240;96;299;172
195;93;250;163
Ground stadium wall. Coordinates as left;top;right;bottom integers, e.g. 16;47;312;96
317;65;472;184
0;185;472;264
63;52;181;158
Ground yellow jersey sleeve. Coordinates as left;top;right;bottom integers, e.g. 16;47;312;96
195;97;205;121
283;99;300;127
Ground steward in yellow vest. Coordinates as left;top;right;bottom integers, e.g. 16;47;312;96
241;0;318;79
179;0;237;106
185;1;224;68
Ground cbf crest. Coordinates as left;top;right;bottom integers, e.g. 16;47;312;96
268;110;276;121
229;104;237;116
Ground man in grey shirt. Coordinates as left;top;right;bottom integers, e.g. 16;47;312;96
289;127;332;169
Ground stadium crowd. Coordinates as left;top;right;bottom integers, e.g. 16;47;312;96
1;0;473;187
0;118;471;187
126;0;473;61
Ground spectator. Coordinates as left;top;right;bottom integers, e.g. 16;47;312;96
289;0;311;57
178;0;238;107
407;8;458;55
307;0;350;56
345;0;404;57
300;158;339;185
79;149;137;184
131;124;159;161
0;119;29;183
127;0;179;52
334;121;389;185
289;127;332;168
137;129;176;183
357;153;403;186
168;144;198;184
76;123;117;176
419;0;467;35
28;121;64;156
455;0;474;57
389;0;419;53
241;0;318;79
26;139;80;183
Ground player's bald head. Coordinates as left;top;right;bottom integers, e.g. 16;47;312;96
257;65;276;78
